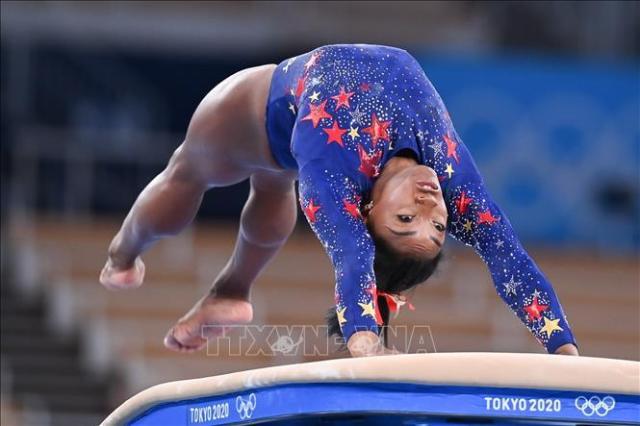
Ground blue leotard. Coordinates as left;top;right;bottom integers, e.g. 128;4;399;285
265;44;577;353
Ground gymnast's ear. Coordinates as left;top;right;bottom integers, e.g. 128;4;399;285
361;201;374;224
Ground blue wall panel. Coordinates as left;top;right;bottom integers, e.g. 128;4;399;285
416;53;639;251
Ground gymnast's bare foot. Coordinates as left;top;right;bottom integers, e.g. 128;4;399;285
163;293;253;353
99;257;146;291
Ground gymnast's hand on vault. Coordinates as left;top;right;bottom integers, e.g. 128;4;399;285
347;331;402;358
554;343;579;356
99;256;146;291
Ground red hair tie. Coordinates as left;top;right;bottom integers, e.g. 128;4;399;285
376;291;415;323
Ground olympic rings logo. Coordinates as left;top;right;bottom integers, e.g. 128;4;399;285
235;393;257;420
574;395;615;417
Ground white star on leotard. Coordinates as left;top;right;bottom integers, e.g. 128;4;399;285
283;58;295;73
502;275;522;297
496;239;505;248
349;105;366;126
309;76;323;87
288;102;296;115
428;139;444;158
309;91;321;102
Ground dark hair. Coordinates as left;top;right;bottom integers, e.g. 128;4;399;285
326;227;442;347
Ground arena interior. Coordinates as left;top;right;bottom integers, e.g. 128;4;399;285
0;1;638;425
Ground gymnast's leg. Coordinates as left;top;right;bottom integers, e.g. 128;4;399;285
99;135;253;290
163;170;298;352
99;64;276;290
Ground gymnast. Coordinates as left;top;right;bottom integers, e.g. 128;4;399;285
99;44;579;358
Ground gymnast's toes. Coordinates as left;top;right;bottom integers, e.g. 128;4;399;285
163;296;253;353
163;326;207;353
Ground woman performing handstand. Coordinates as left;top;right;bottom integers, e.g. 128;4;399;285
100;44;579;358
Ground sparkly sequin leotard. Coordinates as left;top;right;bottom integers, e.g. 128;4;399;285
265;44;576;353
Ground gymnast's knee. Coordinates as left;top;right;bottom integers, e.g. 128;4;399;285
239;184;297;248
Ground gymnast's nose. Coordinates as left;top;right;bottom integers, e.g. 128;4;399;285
415;192;437;205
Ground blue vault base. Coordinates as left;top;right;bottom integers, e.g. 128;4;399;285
102;353;640;426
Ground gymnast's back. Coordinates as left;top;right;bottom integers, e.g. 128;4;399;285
265;44;435;172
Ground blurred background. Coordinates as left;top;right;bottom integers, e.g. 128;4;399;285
1;1;638;425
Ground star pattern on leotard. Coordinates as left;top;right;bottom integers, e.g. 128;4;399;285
477;209;500;226
269;45;575;352
343;198;362;219
294;77;306;100
302;198;321;223
444;163;455;179
349;105;367;126
444;134;460;164
362;113;392;146
428;138;444;158
357;145;383;178
358;301;377;320
332;87;355;111
502;275;522;297
323;121;347;147
301;100;332;128
455;191;473;215
523;295;549;322
336;306;347;326
540;317;563;338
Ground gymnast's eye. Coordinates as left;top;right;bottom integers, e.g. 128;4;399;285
397;215;414;223
433;221;445;232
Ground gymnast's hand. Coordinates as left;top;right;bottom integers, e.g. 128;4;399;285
347;331;402;358
554;343;579;356
99;256;146;291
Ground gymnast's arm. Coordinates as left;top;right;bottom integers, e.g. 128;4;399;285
443;142;578;355
297;161;392;357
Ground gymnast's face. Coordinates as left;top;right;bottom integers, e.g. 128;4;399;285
367;164;447;259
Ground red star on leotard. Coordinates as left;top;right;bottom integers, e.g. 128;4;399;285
357;145;382;178
455;191;473;215
331;87;354;111
302;100;332;128
444;134;460;164
343;199;362;219
303;199;321;223
323;121;347;147
363;113;391;146
295;77;306;99
523;296;549;322
360;82;370;92
477;209;500;225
